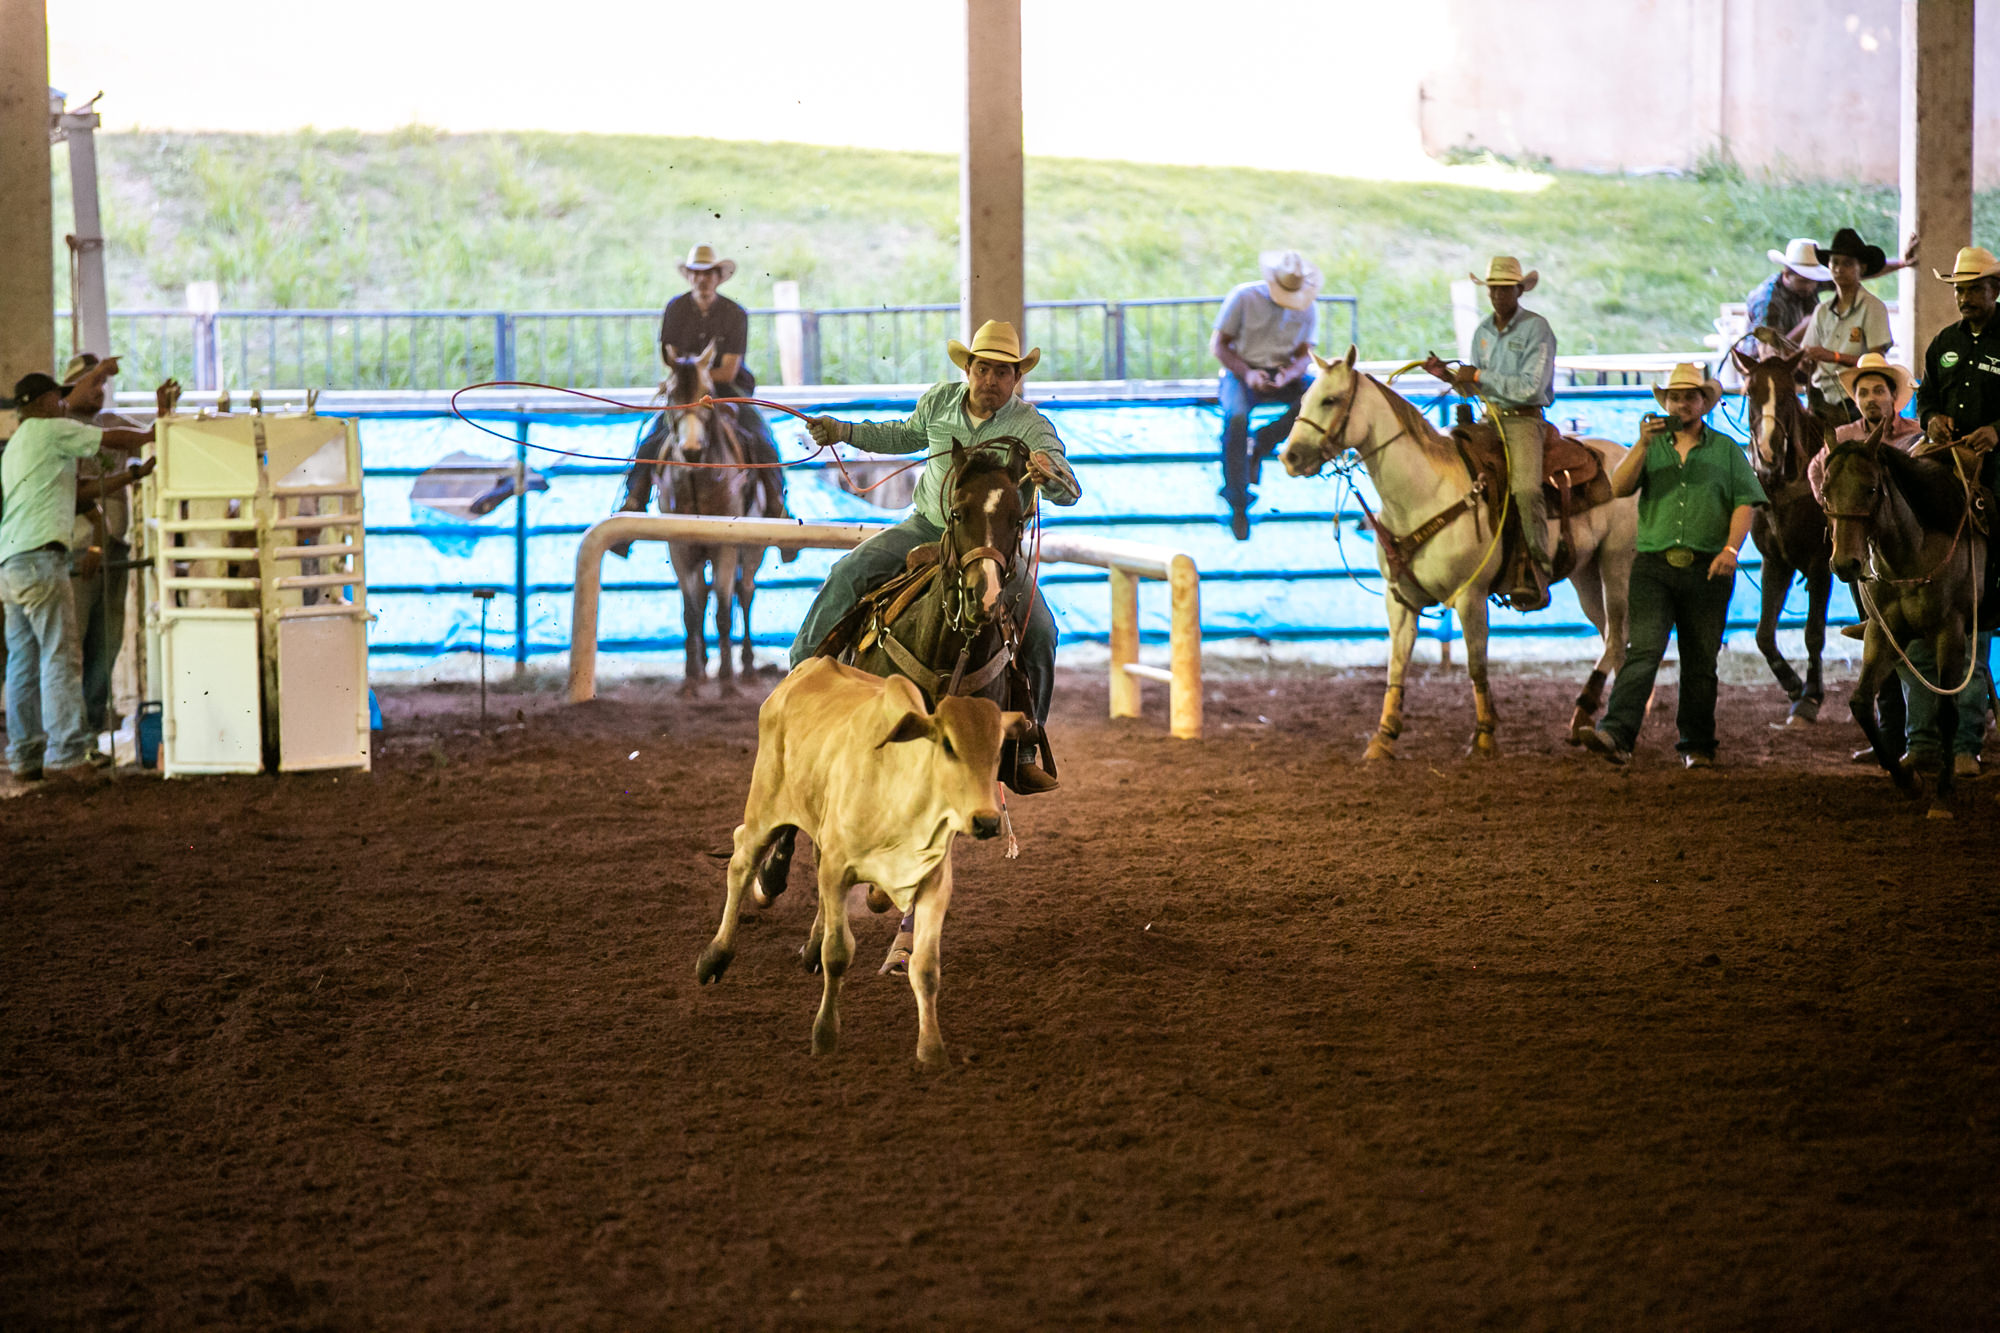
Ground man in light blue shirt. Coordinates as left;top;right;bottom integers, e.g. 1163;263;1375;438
799;321;1081;792
2;362;154;783
1211;250;1320;540
1423;255;1559;597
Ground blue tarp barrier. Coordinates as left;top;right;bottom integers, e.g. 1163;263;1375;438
351;385;1823;671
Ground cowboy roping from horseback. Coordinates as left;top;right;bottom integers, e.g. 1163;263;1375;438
794;319;1079;797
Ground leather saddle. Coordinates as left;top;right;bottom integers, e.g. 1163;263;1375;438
1449;413;1616;611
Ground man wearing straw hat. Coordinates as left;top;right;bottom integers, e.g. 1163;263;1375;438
796;320;1081;793
1809;352;1990;775
1742;238;1833;356
1422;255;1558;603
613;244;790;548
1210;250;1321;540
1583;364;1766;768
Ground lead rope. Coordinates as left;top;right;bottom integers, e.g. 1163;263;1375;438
1854;449;1984;696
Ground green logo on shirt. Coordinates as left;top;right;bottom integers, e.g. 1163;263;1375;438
1941;350;1961;368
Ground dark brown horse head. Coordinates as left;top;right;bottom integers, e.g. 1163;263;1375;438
945;437;1030;626
1733;346;1812;479
1820;434;1883;582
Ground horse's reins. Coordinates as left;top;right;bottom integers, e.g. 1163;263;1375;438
1823;434;1984;695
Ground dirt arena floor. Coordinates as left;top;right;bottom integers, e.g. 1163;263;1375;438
3;653;1998;1330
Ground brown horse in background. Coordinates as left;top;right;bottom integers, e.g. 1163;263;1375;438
1734;348;1835;723
653;342;780;696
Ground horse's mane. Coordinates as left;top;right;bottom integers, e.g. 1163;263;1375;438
1877;441;1968;530
1368;375;1451;454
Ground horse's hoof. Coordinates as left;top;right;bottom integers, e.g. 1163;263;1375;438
1470;734;1498;758
1789;699;1821;724
1926;802;1955;821
678;680;701;699
694;945;732;985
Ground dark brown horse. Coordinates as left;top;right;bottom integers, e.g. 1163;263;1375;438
1733;348;1835;723
653;342;779;696
1822;426;1986;817
754;441;1041;973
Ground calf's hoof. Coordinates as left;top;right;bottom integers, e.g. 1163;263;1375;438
1362;735;1397;762
810;1018;839;1056
799;937;824;975
1926;801;1955;821
915;1038;948;1070
1469;730;1498;758
694;945;732;985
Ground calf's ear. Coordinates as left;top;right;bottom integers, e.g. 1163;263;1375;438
999;710;1033;740
877;675;935;747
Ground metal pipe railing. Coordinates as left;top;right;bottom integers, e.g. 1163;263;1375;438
566;514;1203;739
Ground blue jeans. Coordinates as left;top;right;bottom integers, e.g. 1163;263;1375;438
2;549;90;773
1218;371;1307;506
1900;630;1993;761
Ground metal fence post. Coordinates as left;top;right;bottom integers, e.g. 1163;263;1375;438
495;312;516;382
802;310;822;386
1108;302;1126;381
513;416;530;676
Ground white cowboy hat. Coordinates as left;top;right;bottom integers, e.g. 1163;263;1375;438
1932;245;2000;284
677;243;737;284
1767;238;1831;282
1259;249;1322;311
1651;362;1724;413
947;319;1041;375
1835;352;1915;411
1470;255;1540;293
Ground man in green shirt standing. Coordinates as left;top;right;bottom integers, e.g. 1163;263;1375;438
1584;363;1767;767
796;321;1081;791
2;362;154;783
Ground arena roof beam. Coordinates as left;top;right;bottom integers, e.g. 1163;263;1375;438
961;0;1025;340
0;2;54;390
1897;0;1978;361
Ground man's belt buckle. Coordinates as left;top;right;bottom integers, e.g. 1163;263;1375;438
1664;546;1697;568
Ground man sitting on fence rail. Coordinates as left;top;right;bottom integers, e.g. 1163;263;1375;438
614;244;791;552
1211;250;1320;541
795;320;1080;793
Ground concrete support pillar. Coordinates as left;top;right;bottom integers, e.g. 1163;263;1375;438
0;1;55;391
1896;0;1977;367
961;0;1024;342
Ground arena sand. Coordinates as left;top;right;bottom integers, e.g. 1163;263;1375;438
3;660;1996;1329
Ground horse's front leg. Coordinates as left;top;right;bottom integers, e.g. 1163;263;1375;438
673;546;709;697
1930;622;1970;818
1852;614;1919;795
738;549;762;675
1754;548;1805;708
1458;590;1498;757
712;545;742;697
1797;563;1830;722
1366;594;1420;761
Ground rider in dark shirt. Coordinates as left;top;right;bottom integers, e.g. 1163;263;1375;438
616;245;790;547
1916;247;2000;460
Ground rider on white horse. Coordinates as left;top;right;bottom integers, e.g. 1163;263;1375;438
1421;256;1558;607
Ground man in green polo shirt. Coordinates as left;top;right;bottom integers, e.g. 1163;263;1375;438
796;320;1081;792
1584;363;1767;767
2;362;154;783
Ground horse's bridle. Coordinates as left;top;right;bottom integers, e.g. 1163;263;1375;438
1292;371;1415;470
1820;436;1973;587
940;452;1026;636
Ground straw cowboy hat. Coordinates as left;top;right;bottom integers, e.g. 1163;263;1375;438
1652;362;1724;413
1933;245;2000;284
677;243;736;283
947;319;1041;374
1768;238;1831;282
1259;249;1322;311
1836;352;1915;411
1471;255;1539;292
1820;227;1888;279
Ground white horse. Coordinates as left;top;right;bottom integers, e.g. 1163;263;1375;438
1280;346;1638;759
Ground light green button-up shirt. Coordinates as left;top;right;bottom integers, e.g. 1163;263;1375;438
847;381;1082;526
1632;424;1767;554
0;417;105;564
1470;308;1557;409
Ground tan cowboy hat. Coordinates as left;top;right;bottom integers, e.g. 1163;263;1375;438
1767;237;1831;282
1259;249;1322;311
1836;352;1915;411
947;319;1041;375
1652;362;1724;413
677;243;736;283
1471;255;1539;293
1932;245;2000;284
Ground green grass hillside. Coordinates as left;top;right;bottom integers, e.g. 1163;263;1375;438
53;129;2000;360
